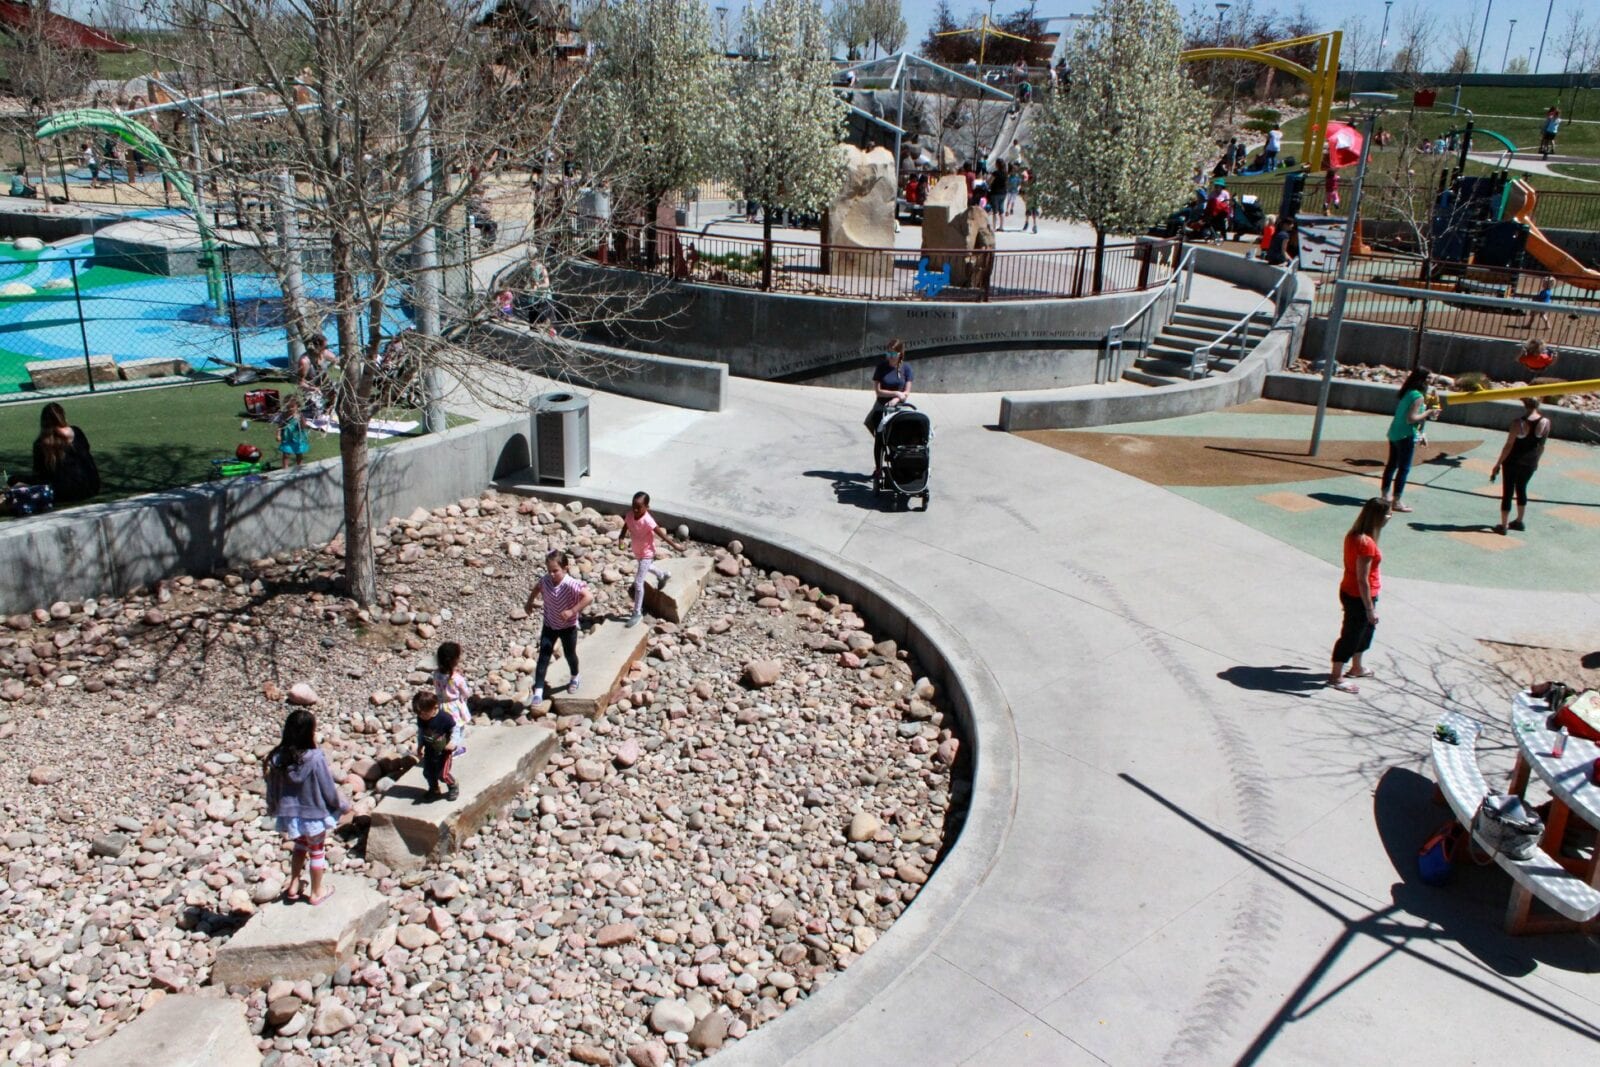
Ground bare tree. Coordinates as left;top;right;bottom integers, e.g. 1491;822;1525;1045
0;1;95;185
1389;2;1439;74
862;0;905;57
1339;14;1377;73
1445;2;1481;73
110;0;648;606
829;0;871;60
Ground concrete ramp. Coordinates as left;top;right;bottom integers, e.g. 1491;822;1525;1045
75;995;259;1067
211;875;386;988
642;555;715;623
366;722;557;869
543;619;648;717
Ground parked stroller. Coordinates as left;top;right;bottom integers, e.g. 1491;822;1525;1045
872;403;932;510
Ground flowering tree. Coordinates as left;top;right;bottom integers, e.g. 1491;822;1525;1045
578;0;732;262
732;0;846;285
1029;0;1205;290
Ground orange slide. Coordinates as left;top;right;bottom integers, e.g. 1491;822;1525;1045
1505;180;1600;291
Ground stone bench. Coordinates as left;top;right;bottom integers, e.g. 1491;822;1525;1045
642;555;714;624
366;721;556;870
543;618;649;717
212;874;387;988
1431;710;1600;934
26;354;117;390
119;356;191;381
75;995;259;1067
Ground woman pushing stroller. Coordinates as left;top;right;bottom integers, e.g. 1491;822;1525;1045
864;339;913;481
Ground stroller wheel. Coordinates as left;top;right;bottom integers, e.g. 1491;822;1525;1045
921;492;931;510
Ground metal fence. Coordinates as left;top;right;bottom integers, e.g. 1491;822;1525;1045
1225;176;1600;235
586;220;1181;301
1314;254;1600;350
0;243;420;404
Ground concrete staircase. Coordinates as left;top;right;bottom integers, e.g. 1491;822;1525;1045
1123;302;1273;385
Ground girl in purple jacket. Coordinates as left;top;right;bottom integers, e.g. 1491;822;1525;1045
264;709;349;905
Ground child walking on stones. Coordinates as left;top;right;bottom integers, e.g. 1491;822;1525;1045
413;691;459;802
277;395;310;469
264;708;349;905
433;641;472;756
620;491;682;628
525;549;594;706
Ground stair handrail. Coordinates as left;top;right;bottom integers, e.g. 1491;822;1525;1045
1193;266;1295;373
1101;244;1195;382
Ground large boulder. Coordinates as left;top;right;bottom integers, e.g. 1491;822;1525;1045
826;144;896;280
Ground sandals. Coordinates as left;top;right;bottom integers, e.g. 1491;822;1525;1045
308;885;336;907
1346;668;1375;679
1328;680;1360;694
1390;502;1413;513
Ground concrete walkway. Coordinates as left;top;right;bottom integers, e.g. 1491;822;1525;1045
486;370;1600;1064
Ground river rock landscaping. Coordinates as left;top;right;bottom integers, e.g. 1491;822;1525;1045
0;490;962;1066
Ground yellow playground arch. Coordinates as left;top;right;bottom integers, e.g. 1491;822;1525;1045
1180;31;1342;173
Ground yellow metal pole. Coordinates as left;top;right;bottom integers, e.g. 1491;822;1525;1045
1438;378;1600;406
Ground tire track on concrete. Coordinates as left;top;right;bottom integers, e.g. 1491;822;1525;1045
1059;560;1283;1062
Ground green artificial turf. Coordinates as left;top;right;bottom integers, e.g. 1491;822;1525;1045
0;382;471;512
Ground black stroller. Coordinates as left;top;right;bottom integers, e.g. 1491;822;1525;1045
872;403;932;510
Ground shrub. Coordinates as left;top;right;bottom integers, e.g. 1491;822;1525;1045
1248;107;1281;124
1288;93;1310;109
1243;119;1274;133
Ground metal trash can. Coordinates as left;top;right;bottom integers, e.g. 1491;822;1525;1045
529;392;590;486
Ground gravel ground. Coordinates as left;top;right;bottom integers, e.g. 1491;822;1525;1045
0;491;961;1066
1290;359;1600;413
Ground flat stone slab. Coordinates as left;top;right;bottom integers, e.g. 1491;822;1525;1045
26;354;117;389
75;994;259;1067
367;722;556;870
545;619;649;717
211;875;386;988
642;555;714;624
119;356;190;380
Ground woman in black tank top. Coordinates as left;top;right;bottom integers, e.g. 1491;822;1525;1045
1491;397;1550;534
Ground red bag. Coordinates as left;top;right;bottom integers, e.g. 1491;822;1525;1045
1554;690;1600;743
243;388;281;416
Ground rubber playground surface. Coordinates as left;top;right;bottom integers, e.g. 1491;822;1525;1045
1019;399;1600;592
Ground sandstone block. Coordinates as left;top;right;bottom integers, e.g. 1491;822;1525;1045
74;995;258;1067
366;722;556;870
212;875;386;988
546;620;648;718
641;555;714;624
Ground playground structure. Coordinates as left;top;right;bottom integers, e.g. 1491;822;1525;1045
1179;31;1343;174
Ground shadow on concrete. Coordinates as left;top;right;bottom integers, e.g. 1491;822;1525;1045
1407;522;1498;534
1582;652;1600;670
1308;491;1370;508
1342;457;1384;468
1216;663;1328;696
801;469;903;512
1120;772;1600;1065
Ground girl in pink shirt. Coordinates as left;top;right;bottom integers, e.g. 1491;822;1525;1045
620;491;682;627
432;641;472;756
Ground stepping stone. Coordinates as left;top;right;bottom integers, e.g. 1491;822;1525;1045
544;619;648;717
642;555;715;623
75;995;258;1066
212;875;386;988
366;722;556;870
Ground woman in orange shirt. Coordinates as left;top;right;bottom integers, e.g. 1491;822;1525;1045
1328;497;1392;694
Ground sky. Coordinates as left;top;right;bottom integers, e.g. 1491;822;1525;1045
896;0;1588;75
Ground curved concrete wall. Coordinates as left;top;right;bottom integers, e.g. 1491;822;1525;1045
571;261;1149;391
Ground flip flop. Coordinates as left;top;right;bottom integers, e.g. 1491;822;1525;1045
1346;668;1375;679
1328;680;1360;694
308;886;336;907
1391;502;1413;513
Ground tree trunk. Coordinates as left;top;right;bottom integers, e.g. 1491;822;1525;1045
1410;257;1431;370
331;233;377;607
761;205;773;291
1092;226;1106;295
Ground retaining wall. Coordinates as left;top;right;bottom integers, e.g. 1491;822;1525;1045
997;267;1315;431
474;325;726;411
1263;371;1598;442
570;261;1149;390
0;414;533;614
1306;318;1600;380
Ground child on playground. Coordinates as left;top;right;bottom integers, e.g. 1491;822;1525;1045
264;708;349;905
1528;275;1554;334
619;491;683;628
1518;337;1557;375
1323;163;1341;211
525;549;595;706
432;641;472;756
413;690;459;802
276;395;310;469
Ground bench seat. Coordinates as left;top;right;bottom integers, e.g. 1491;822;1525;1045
1431;710;1600;928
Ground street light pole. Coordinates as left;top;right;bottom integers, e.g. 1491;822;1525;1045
1211;2;1230;97
1378;0;1393;66
1501;19;1517;74
1535;0;1555;73
1310;93;1396;457
1453;0;1494;111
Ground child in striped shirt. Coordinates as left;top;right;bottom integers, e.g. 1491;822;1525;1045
524;549;595;706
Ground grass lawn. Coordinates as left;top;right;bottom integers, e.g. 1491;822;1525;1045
1550;163;1600;183
0;382;471;513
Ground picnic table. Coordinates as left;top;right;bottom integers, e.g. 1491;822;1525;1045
1431;692;1600;935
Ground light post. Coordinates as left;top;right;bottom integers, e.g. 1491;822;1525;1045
1501;19;1517;74
1454;0;1495;111
1310;92;1396;457
1535;0;1555;73
1211;2;1230;97
715;5;728;55
1378;0;1394;66
1527;45;1535;71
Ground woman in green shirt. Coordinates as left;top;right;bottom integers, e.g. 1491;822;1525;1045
1380;368;1436;513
